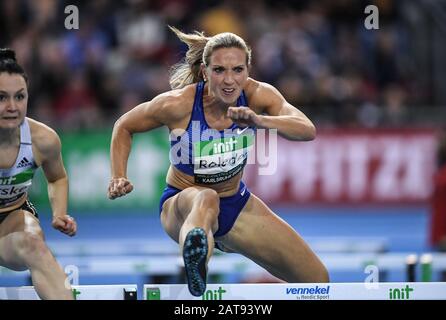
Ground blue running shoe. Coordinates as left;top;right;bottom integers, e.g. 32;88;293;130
183;227;208;297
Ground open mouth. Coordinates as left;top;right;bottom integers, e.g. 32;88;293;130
222;88;236;95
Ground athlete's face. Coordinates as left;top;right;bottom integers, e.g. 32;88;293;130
204;47;249;105
0;73;28;129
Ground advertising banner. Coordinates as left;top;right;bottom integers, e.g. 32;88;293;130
144;282;446;300
244;128;437;205
28;128;170;211
28;128;436;212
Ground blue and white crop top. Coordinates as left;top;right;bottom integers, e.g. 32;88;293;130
169;81;255;185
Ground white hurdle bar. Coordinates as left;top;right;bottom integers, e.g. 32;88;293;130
144;282;446;300
0;284;137;300
2;253;446;278
44;237;388;256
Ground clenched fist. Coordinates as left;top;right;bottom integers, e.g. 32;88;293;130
108;177;134;200
52;215;77;237
227;106;262;128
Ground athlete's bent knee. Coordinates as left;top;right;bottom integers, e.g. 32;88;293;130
15;232;50;262
195;189;219;211
190;189;220;230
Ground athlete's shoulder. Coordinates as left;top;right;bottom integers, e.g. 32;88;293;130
28;117;61;154
244;78;277;95
150;84;197;119
28;117;58;138
244;77;261;91
244;78;278;110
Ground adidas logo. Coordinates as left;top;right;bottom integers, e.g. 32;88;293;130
17;157;31;168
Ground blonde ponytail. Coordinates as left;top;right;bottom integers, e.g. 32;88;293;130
169;26;209;89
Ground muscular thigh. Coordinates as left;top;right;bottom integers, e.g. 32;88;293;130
0;210;44;268
0;210;43;238
217;194;325;282
160;186;208;243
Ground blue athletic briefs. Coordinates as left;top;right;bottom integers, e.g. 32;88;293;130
159;181;251;237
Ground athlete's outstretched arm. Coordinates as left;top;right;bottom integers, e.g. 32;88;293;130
228;80;316;141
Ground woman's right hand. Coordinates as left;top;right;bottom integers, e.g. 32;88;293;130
108;177;134;199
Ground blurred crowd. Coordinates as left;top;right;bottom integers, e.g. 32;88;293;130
0;0;436;131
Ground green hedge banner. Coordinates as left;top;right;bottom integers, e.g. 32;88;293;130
29;128;170;213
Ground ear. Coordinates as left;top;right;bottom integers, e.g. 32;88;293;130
200;63;208;82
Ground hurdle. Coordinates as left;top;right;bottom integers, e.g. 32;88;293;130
0;284;137;300
3;253;446;280
144;282;446;300
44;237;388;257
2;282;445;300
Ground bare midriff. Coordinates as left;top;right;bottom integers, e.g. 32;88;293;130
0;194;27;213
166;165;242;197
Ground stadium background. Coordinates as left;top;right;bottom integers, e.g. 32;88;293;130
1;0;446;291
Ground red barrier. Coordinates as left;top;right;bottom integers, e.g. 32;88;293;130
243;129;437;205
